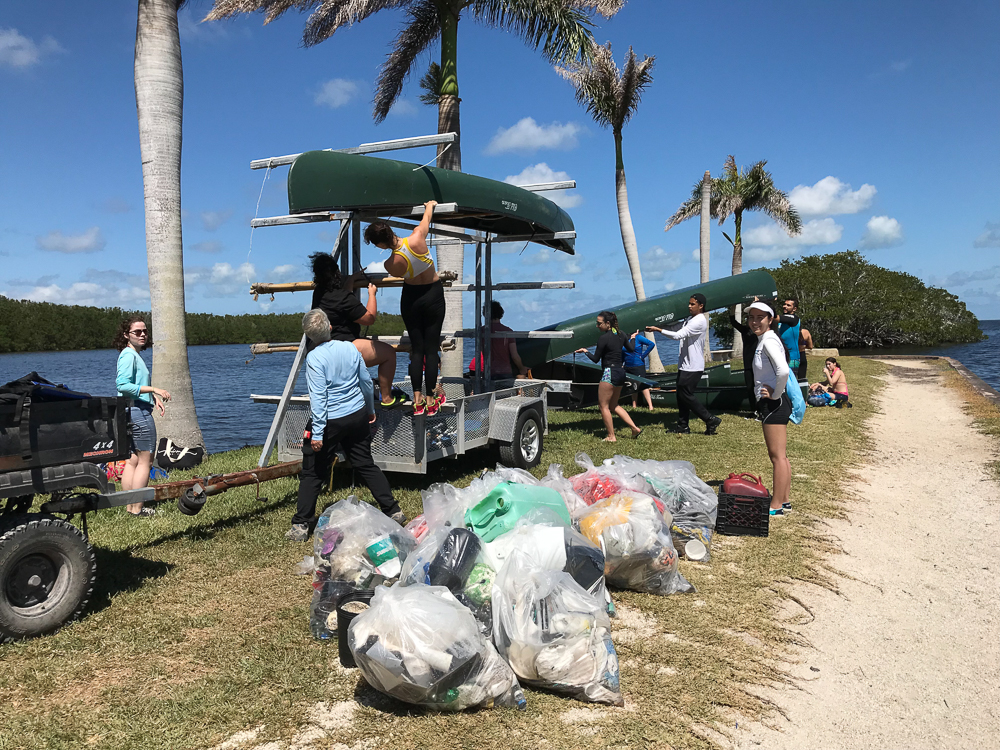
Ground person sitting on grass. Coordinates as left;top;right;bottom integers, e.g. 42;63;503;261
287;309;403;543
810;357;851;408
624;329;656;411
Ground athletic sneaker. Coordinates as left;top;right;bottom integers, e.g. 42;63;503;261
668;423;691;434
769;508;785;518
390;511;408;527
434;386;447;407
412;402;426;416
425;400;440;416
782;502;792;512
285;523;310;542
380;394;405;409
128;507;156;518
705;416;722;435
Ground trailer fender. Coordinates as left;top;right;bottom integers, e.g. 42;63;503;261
488;396;545;444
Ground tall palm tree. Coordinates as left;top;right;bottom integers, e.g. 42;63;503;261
135;0;205;451
557;41;664;373
205;0;620;374
665;155;802;356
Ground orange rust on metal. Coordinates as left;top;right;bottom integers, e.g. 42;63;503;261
151;460;302;501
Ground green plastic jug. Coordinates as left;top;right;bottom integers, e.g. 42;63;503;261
464;482;571;542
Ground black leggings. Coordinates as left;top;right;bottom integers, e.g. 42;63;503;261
400;280;446;394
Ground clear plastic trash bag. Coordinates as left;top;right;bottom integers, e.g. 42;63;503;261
309;496;417;640
348;583;527;711
492;551;623;705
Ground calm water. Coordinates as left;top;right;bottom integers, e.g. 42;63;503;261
3;325;994;454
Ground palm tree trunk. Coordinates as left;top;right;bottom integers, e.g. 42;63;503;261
434;3;464;377
135;0;204;451
699;170;711;363
731;209;745;358
613;132;664;373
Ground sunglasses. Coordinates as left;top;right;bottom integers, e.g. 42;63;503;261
129;329;148;336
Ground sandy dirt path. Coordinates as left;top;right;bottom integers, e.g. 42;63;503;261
736;359;1000;750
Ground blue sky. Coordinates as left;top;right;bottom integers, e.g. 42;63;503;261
2;0;998;331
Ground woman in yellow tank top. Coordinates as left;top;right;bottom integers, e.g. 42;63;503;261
364;201;447;415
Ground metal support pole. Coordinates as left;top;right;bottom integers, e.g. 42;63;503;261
257;334;308;468
474;242;483;394
330;218;350;268
484;236;493;394
352;215;362;275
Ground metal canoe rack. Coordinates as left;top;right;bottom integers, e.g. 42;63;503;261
246;132;577;472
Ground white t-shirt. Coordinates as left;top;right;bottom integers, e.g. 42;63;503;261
661;314;707;372
753;330;789;400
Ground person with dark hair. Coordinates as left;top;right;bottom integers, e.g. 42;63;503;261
646;293;722;435
729;304;759;414
114;315;170;517
575;311;642;442
798;326;814;380
810;357;851;408
624;329;655;411
745;301;792;517
485;300;527;380
364;200;446;415
308;252;401;408
288;309;402;542
777;298;802;375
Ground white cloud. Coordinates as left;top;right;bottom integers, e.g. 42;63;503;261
890;59;911;73
640;246;684;280
388;99;418;117
503;163;582;208
12;280;149;308
101;197;132;214
744;218;844;262
200;210;233;232
522;248;552;266
269;264;300;281
974;222;1000;248
315;78;362;109
859;215;904;249
184;262;297;297
664;281;677;292
691;248;700;261
789;177;877;216
36;226;106;254
191;240;224;253
486;118;582;155
0;28;63;69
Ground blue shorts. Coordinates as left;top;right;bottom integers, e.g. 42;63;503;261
128;403;157;454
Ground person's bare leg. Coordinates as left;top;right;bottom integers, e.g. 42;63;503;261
611;387;641;436
597;382;616;440
123;453;140;513
762;423;790;509
643;389;654;411
354;338;397;403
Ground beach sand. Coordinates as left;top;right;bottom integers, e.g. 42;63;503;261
735;359;1000;749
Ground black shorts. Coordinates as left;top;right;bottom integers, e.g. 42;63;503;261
758;395;792;425
624;364;650;391
601;366;627;387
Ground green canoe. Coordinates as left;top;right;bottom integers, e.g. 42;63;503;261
287;150;576;254
518;270;778;367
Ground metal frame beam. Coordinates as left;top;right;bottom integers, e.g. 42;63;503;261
250;132;457;170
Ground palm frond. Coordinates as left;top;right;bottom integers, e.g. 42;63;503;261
204;0;314;24
664;182;705;231
418;61;443;106
303;0;411;46
470;0;595;65
556;40;620;130
372;0;440;122
615;46;654;130
566;0;626;19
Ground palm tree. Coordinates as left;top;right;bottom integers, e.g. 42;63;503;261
135;0;205;450
665;155;802;356
205;0;619;375
557;41;665;373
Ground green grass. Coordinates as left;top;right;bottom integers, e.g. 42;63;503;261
0;356;886;750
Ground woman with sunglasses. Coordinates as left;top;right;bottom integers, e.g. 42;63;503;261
575;310;642;441
114;315;170;517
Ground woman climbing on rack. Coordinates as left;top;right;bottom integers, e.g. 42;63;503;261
364;200;446;415
575;310;643;442
308;252;402;408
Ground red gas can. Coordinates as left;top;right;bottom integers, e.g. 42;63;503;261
722;473;770;498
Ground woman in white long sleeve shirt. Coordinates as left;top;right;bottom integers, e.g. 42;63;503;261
746;302;792;517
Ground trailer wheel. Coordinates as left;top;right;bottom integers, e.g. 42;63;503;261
499;409;543;470
0;514;96;643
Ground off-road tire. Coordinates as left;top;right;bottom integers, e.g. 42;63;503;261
0;513;96;643
498;409;543;470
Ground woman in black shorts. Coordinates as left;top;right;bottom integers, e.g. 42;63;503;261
746;301;792;517
575;310;642;442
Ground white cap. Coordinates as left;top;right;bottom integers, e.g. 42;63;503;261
746;301;775;316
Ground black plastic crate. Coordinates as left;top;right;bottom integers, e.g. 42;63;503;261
716;491;770;537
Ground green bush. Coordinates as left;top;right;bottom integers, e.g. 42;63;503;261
710;251;985;348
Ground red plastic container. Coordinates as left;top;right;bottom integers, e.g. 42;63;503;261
722;473;770;498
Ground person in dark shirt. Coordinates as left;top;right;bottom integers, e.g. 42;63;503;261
730;304;760;414
308;252;401;407
575;310;642;442
623;330;655;410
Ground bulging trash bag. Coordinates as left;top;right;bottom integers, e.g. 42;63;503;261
464;482;571;542
309;496;417;640
570;452;652;507
400;526;494;635
349;583;526;711
576;492;694;596
539;464;590;518
405;513;430;543
492;551;623;706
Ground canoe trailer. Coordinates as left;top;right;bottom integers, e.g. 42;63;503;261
247;132;577;473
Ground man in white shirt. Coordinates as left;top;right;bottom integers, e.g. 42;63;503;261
646;293;722;435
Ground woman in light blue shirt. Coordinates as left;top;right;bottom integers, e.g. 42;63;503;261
114;315;170;517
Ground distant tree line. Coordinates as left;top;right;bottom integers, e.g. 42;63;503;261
711;251;985;349
0;296;405;354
